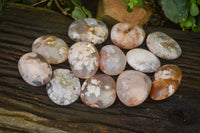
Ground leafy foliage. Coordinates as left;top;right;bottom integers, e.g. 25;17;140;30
123;0;144;12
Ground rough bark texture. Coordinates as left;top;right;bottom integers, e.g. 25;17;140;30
0;2;200;133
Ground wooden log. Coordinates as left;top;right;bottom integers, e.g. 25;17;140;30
0;2;200;133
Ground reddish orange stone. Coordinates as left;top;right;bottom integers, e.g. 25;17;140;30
150;64;182;100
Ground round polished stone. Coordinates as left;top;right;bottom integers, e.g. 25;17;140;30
117;70;151;107
150;64;182;100
32;35;69;64
100;45;126;75
146;32;182;60
68;42;99;79
46;69;81;105
126;48;161;73
68;18;108;45
111;23;145;49
80;74;116;109
18;52;52;86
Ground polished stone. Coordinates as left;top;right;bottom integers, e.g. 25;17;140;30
146;32;182;60
32;35;69;64
100;45;126;75
126;48;160;73
46;69;81;105
150;64;182;100
111;23;145;49
68;18;108;45
18;52;52;86
80;74;116;109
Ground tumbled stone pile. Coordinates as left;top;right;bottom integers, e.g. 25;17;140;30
18;18;182;109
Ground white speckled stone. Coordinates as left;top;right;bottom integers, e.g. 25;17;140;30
126;48;161;73
117;70;151;107
111;23;145;49
32;36;69;64
68;42;99;79
68;18;108;45
146;32;182;60
100;45;126;75
46;69;81;105
80;74;116;109
18;52;52;87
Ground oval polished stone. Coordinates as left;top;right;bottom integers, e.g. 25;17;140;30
68;42;99;79
80;74;116;109
111;23;145;49
150;64;182;100
126;48;161;73
100;45;126;75
146;32;182;60
46;69;81;105
68;18;108;45
117;70;151;107
18;52;52;86
32;35;69;64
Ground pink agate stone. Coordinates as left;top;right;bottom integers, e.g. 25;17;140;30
116;70;152;107
80;74;116;109
100;45;126;75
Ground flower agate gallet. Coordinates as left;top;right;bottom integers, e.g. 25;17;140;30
126;48;161;73
117;70;152;107
68;42;99;79
18;52;52;86
80;74;116;109
150;64;182;100
68;18;108;45
100;45;126;75
111;23;145;49
146;32;182;60
46;69;81;105
32;35;69;64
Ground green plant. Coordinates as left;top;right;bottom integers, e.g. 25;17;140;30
161;0;200;32
123;0;144;12
0;0;92;20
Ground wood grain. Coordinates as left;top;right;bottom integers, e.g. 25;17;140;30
0;3;200;133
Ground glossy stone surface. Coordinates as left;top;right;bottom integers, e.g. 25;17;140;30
150;64;182;100
100;45;126;75
32;35;69;64
68;18;108;45
126;48;160;73
46;69;81;105
146;32;182;60
68;42;99;79
117;70;151;107
18;52;52;86
111;23;145;49
80;74;116;109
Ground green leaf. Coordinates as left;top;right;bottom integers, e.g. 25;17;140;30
190;3;199;16
128;2;134;9
96;17;103;21
197;15;200;24
127;5;133;12
190;0;196;3
72;6;86;20
197;0;200;5
82;6;92;18
64;7;70;12
123;0;130;3
71;0;82;7
161;0;188;23
135;0;144;6
186;0;192;9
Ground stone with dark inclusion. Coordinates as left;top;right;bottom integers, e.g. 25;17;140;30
32;35;69;64
80;74;116;109
68;18;108;45
46;69;81;105
146;32;182;60
150;64;182;100
18;52;52;87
